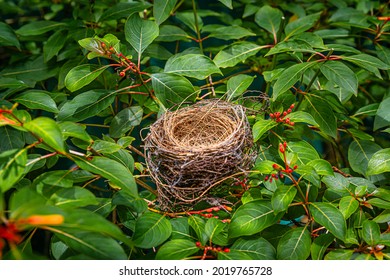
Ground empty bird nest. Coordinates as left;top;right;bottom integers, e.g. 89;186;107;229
143;99;255;211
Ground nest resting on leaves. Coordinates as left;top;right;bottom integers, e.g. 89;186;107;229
144;99;255;211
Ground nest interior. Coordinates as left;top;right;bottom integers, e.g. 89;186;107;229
144;99;255;210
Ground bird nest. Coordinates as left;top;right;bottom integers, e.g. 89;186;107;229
143;99;255;211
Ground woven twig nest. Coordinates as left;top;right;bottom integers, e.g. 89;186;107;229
143;99;255;210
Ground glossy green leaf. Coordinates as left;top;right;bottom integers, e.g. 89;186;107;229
288;140;320;165
348;140;381;176
106;149;135;173
341;54;389;78
324;249;354;260
125;14;159;56
307;159;334;176
165;53;222;80
309;202;346;241
50;187;98;209
231;237;276;260
57;90;116;122
91;140;122;154
175;12;203;34
253;159;278;174
65;64;110;92
214;42;269;68
170;217;191;240
229;200;283;238
366;148;390;176
109;106;143;138
207;26;255;40
277;227;311;260
59;121;92;143
361;220;380;246
0;127;25;152
188;215;208;245
320;61;358;97
132;212;172;249
373;210;390;223
156;239;198;260
271;185;297;213
24;117;65;153
205;218;226;244
100;2;151;21
112;191;147;213
339;196;359;219
252;119;278;142
13;91;58;113
0;149;27;192
374;97;390;131
255;5;283;38
273;62;317;99
311;234;334;260
367;198;390;209
16;21;66;36
226;74;255;101
154;0;177;25
156;25;190;42
0;22;20;49
218;0;232;9
54;228;127;260
43;30;67;62
284;13;321;39
304;95;337;138
152;73;196;108
73;156;137;197
287;111;319;127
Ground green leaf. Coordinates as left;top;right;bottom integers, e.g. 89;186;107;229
348;140;381;176
288;140;320;165
229;200;283;238
73;156;137;197
373;210;390;223
165;53;222;80
309;202;346;241
153;0;177;25
304;95;337;138
50;187;98;209
218;0;232;9
91;140;122;154
125;14;159;56
214;42;269;68
59;121;92;143
24;117;65;153
112;191;147;213
366;148;390;176
170;217;191;240
374;97;390;131
188;215;208;245
277;227;311;260
254;5;283;38
361;220;380;246
287;111;319;127
253;159;278;174
13;90;58;113
156;25;190;42
54;228;127;260
0;127;24;152
65;64;110;92
324;249;354;260
156;239;198;260
284;13;321;39
109;106;143;138
151;73;196;108
0;22;20;49
339;196;359;219
271;184;297;213
16;21;66;36
320;61;358;97
226;74;255;101
205;218;226;244
133;212;172;249
252;119;278;142
342;54;389;78
367;198;390;209
311;234;334;260
100;2;151;21
0;149;27;192
207;26;255;40
57;90;116;122
273;62;317;99
43;30;67;62
231;237;276;260
175;12;203;34
307;159;334;176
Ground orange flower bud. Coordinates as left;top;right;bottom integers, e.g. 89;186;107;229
25;214;64;226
